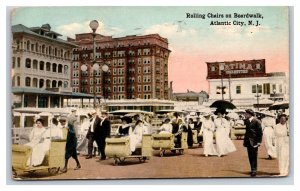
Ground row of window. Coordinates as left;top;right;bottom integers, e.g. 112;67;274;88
215;83;284;94
16;58;69;74
13;76;68;88
15;39;71;59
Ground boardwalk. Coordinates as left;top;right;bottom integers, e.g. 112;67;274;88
13;140;281;180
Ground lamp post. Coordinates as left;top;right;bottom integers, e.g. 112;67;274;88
272;89;277;103
90;20;99;109
255;83;261;111
80;20;99;109
80;20;110;110
221;70;224;100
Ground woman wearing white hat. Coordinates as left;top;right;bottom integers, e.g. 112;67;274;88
274;114;289;176
214;108;236;157
261;111;277;159
199;112;217;157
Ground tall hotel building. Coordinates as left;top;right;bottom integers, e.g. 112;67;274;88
68;33;171;100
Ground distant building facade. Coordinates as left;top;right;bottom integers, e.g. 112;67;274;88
11;24;86;108
206;59;288;108
68;33;171;100
173;90;209;104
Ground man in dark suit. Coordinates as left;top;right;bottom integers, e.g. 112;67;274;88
194;117;203;145
243;109;263;177
85;110;101;159
96;111;111;160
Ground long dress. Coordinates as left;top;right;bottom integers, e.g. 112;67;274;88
199;118;217;156
25;126;50;166
214;117;237;156
159;123;173;134
129;124;143;152
261;117;277;158
274;123;289;176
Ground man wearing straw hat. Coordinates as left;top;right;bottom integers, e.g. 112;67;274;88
85;109;101;159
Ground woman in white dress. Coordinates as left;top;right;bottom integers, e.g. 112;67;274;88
129;120;144;153
261;111;277;159
274;114;289;176
159;118;172;134
25;118;51;166
214;108;237;157
199;112;217;157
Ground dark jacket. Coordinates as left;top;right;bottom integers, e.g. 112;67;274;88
243;117;263;147
98;118;111;139
86;116;101;138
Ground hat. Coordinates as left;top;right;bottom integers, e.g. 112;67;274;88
203;112;211;117
59;116;67;122
121;116;132;123
164;118;171;123
101;110;108;115
261;111;275;117
90;109;97;115
214;108;228;115
67;115;77;124
245;109;255;116
135;119;143;126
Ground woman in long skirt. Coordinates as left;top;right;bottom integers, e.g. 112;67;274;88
199;112;217;157
274;114;289;176
261;112;277;159
214;108;236;157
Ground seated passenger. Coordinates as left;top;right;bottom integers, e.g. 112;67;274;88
159;118;172;134
46;118;63;140
115;116;133;137
174;119;188;148
25;118;51;167
129;119;144;153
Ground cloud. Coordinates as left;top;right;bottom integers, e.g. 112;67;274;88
143;22;198;39
55;20;124;39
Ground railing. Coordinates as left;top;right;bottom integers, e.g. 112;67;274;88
12;127;33;145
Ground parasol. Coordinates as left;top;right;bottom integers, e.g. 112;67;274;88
210;100;236;110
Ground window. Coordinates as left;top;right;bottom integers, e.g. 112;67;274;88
25;77;31;87
263;83;270;94
12;57;15;68
272;84;276;92
33;60;38;69
216;86;226;94
64;65;68;74
58;64;63;73
52;63;57;72
279;84;283;93
45;62;50;71
236;85;241;94
252;84;262;93
17;58;20;67
25;58;31;68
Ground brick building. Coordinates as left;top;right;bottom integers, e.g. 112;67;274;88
68;33;171;100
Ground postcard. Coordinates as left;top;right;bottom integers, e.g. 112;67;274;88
10;6;290;180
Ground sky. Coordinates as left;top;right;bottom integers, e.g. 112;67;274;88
10;6;289;93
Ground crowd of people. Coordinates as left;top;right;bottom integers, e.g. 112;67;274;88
22;106;289;177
